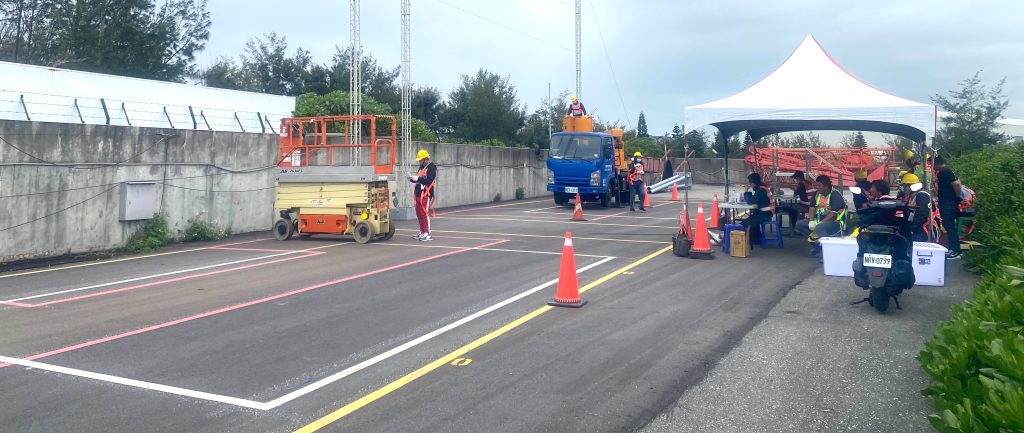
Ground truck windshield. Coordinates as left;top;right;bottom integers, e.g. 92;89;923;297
549;134;602;160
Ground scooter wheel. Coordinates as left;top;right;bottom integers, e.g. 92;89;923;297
870;287;890;313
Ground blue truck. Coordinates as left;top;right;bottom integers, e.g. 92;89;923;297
546;116;632;207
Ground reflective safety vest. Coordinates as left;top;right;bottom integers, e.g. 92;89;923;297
628;161;645;184
906;190;933;234
759;185;775;214
416;165;435;200
570;101;584;116
814;189;846;230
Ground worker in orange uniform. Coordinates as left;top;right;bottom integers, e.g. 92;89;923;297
628;151;646;212
408;149;437;241
566;95;587;116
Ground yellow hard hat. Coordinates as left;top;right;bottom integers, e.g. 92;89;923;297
633;151;642;157
901;149;914;161
570;95;577;101
901;173;920;185
416;149;430;161
854;169;867;180
897;170;908;180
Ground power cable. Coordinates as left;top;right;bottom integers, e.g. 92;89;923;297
0;184;119;233
433;0;571;52
587;0;632;129
0;133;178;170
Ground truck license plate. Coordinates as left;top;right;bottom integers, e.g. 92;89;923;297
863;253;892;268
564;187;578;193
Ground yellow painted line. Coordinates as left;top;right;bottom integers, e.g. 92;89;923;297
291;245;672;433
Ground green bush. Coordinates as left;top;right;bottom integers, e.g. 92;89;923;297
919;143;1024;432
183;218;226;242
123;213;174;253
515;187;526;200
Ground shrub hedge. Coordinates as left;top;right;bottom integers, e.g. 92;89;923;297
918;143;1024;432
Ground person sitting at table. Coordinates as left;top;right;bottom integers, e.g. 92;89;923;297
740;172;774;244
795;175;848;256
778;170;814;232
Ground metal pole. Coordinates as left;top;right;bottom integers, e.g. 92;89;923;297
575;0;581;100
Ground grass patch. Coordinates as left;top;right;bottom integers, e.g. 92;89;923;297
183;218;227;242
123;213;174;253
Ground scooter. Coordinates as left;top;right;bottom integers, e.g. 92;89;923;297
848;188;916;313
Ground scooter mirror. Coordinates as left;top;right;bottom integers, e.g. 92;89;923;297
910;182;923;192
849;186;862;195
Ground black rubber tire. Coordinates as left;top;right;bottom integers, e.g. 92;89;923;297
381;222;396;241
353;221;375;244
553;192;569;207
273;218;294;241
870;287;890;313
600;191;610;208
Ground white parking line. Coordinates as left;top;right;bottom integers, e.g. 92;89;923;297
1;243;344;303
373;242;614;258
0;256;615;410
397;229;671;244
0;355;270;410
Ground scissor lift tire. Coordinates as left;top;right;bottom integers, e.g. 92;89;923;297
353;221;375;244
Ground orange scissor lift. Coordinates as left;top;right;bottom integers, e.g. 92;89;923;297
744;146;902;188
272;115;396;243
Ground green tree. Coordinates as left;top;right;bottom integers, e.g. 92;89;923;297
637;111;649;137
741;131;754;153
853;131;868;148
0;0;211;82
412;86;442;135
838;132;858;148
884;134;918;156
682;129;708;157
439;69;525;143
293;91;434;141
624;136;662;158
932;72;1009;157
711;131;741;156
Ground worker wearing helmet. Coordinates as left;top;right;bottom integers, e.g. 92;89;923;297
851;169;872;210
902;149;920;177
627;151;646;212
408;149;437;241
900;173;933;242
566;95;587;117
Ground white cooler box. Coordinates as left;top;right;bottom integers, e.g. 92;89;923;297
819;237;858;277
912;242;948;286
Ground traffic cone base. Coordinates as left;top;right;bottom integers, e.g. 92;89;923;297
550;232;586;308
571;192;586;221
689;202;714;260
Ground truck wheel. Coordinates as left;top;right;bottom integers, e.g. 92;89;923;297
273;218;294;241
353;221;375;244
600;191;610;208
554;192;569;206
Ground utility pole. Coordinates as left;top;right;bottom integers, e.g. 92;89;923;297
14;0;24;62
575;0;581;100
350;0;362;164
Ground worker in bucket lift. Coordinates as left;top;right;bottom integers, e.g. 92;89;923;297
408;149;437;242
566;95;587;116
628;151;647;212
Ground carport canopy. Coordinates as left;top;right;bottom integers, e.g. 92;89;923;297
683;35;935;143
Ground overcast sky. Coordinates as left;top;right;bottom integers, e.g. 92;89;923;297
198;0;1024;136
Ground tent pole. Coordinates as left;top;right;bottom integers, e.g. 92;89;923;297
722;128;729;198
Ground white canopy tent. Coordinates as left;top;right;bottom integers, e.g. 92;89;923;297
683;35;936;193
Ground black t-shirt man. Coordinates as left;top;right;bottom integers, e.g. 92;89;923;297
936;166;961;204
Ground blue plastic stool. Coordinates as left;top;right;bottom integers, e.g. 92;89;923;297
722;223;744;253
760;219;784;249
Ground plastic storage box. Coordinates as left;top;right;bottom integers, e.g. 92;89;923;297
912;242;948;286
819;237;859;277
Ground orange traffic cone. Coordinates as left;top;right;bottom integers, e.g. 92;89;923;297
679;203;692;237
670;183;680;201
710;194;720;229
549;232;586;308
689;202;714;259
571;193;586;221
643;184;651;208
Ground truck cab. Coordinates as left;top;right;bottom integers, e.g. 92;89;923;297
546;116;629;207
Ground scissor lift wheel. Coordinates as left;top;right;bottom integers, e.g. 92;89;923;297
273;218;294;240
380;223;395;241
353;221;375;244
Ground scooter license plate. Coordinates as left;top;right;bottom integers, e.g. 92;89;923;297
564;187;578;194
863;253;892;269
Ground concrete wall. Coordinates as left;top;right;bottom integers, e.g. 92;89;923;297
403;141;548;209
0;121;552;263
0;120;277;263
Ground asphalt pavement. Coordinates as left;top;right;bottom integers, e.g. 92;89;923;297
0;185;969;433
